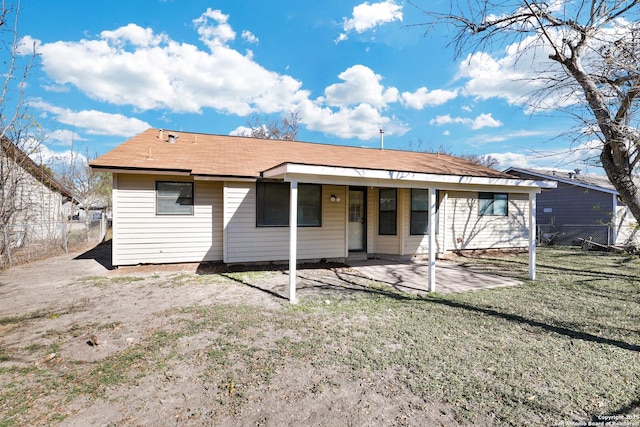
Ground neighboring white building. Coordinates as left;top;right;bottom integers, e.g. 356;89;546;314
91;129;554;299
1;139;73;249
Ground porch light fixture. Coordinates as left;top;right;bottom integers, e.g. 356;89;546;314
330;195;341;203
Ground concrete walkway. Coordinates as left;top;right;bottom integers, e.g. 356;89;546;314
348;259;521;294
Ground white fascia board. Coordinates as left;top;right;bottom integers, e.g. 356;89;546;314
262;163;556;192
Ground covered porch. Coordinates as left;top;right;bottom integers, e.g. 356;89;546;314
261;162;549;303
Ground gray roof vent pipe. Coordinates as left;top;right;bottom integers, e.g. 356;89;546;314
167;134;179;144
379;129;384;150
158;129;164;140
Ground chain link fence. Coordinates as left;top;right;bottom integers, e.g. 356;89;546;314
0;214;109;268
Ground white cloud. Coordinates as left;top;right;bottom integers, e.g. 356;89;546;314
23;10;427;142
241;30;259;44
430;113;502;130
47;129;85;147
29;144;88;173
336;0;402;43
30;99;150;137
401;87;458;109
27;8;313;117
455;31;594;111
334;33;348;44
323;65;397;109
297;98;409;140
489;140;603;171
194;8;236;49
229;125;252;137
472;113;503;130
16;35;40;55
101;23;167;47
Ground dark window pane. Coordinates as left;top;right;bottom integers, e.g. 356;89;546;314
156;182;193;215
410;211;429;235
379;188;397;235
479;192;508;216
411;189;429;211
298;184;322;226
256;182;322;227
257;182;289;226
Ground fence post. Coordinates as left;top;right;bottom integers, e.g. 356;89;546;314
100;211;106;242
2;225;12;266
63;221;68;253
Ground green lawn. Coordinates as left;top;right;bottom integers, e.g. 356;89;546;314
1;246;638;426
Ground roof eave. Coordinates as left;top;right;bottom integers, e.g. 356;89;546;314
505;167;617;195
264;163;555;191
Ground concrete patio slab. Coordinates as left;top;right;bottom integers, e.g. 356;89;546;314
348;259;521;294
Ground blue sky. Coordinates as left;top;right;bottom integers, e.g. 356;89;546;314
15;0;601;173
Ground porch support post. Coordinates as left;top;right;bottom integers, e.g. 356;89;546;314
529;192;537;281
289;180;298;303
428;187;437;292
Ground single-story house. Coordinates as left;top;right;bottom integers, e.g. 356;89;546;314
90;129;554;302
1;138;73;250
505;167;639;246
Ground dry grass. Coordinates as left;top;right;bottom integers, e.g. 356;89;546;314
0;247;638;426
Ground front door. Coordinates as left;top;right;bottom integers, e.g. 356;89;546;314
348;188;366;251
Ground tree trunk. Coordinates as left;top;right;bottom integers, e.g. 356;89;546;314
600;145;640;225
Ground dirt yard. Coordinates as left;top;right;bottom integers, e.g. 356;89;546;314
0;243;462;426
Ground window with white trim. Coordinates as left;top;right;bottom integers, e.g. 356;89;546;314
479;192;508;216
378;188;397;235
156;181;194;215
410;189;440;235
256;181;322;227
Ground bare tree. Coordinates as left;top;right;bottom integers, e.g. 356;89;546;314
414;0;640;222
0;1;49;263
244;112;300;140
58;146;112;214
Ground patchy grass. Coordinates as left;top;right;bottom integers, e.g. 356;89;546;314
0;247;638;426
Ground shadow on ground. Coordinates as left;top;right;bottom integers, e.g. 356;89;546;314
74;240;114;270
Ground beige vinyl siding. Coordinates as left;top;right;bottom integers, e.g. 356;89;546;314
444;191;529;250
113;173;222;265
224;182;347;263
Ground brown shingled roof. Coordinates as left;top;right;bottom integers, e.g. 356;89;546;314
90;128;513;180
2;138;73;198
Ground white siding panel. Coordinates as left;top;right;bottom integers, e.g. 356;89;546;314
224;183;346;263
615;205;640;245
444;191;529;250
114;174;222;265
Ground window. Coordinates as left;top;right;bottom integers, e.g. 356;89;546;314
156;181;194;215
410;189;430;235
298;184;321;226
256;182;321;227
256;182;289;226
479;192;508;216
378;188;397;235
